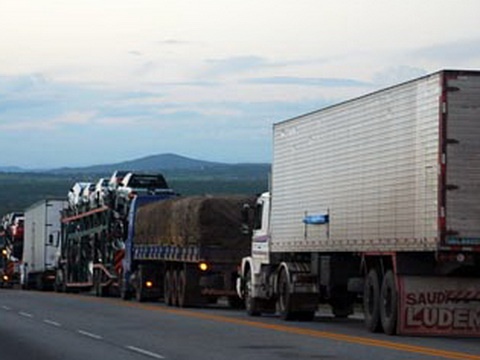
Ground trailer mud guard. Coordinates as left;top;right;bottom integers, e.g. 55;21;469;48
397;276;480;336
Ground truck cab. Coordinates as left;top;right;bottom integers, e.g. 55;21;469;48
250;192;271;263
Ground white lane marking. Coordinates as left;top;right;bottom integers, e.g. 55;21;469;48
77;330;103;340
2;305;12;311
126;345;165;359
44;319;61;327
19;311;33;318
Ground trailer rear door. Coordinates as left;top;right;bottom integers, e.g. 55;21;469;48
444;71;480;249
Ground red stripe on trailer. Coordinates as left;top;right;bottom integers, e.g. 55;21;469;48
114;249;125;274
437;72;448;247
61;206;109;223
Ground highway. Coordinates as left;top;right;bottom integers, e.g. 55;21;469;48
1;289;479;360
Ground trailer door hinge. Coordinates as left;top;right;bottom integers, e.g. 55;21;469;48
446;184;459;191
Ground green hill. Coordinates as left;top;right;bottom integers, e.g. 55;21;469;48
0;154;269;215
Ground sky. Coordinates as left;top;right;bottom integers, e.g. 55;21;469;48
1;0;480;169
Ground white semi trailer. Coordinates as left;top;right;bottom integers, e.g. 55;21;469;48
22;199;67;290
237;70;480;336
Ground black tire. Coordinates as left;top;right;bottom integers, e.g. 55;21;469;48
363;268;382;333
94;270;102;297
296;311;315;321
277;268;295;321
164;270;172;306
94;269;109;297
36;274;44;291
177;269;188;308
177;267;201;308
54;269;65;293
244;267;261;316
171;270;179;307
331;286;355;318
332;305;353;319
135;268;146;302
120;273;132;301
380;270;398;335
120;282;132;300
228;296;245;309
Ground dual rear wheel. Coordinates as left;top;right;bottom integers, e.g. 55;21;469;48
363;269;398;335
164;267;200;307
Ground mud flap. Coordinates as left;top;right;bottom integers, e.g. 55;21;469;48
398;276;480;336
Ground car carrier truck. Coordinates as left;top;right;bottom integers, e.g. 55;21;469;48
57;174;253;308
0;213;24;288
237;69;480;336
21;200;66;290
56;192;173;295
120;194;255;306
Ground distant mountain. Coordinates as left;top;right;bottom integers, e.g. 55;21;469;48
0;166;24;173
0;154;270;216
48;153;270;178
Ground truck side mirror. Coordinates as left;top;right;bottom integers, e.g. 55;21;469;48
241;204;251;235
56;232;61;247
49;234;54;245
241;204;250;224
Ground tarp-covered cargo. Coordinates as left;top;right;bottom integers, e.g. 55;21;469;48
134;195;256;249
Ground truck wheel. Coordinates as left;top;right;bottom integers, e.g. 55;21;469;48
364;269;382;332
95;269;110;297
54;269;65;293
119;272;132;300
244;267;261;316
228;296;245;309
380;270;398;335
277;268;295;321
177;268;199;308
94;270;102;297
135;284;145;302
120;282;133;300
332;303;354;319
296;311;315;321
93;270;103;297
35;274;45;291
331;286;355;318
164;270;172;306
135;268;146;302
171;270;179;306
177;269;188;307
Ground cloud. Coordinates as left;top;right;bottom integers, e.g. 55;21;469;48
146;81;219;87
371;66;428;87
244;76;370;87
203;56;268;77
412;38;480;63
157;39;192;46
0;111;97;131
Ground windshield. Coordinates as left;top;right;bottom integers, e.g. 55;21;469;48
128;175;168;189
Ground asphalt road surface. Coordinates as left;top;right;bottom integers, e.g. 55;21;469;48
1;289;479;360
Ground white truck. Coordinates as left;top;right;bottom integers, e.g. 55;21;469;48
237;70;480;336
22;199;67;290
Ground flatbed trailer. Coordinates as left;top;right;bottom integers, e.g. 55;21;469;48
120;195;254;307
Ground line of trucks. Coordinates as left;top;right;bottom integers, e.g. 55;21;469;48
1;178;254;307
1;69;479;337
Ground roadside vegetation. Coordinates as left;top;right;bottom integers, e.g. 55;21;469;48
0;171;268;215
